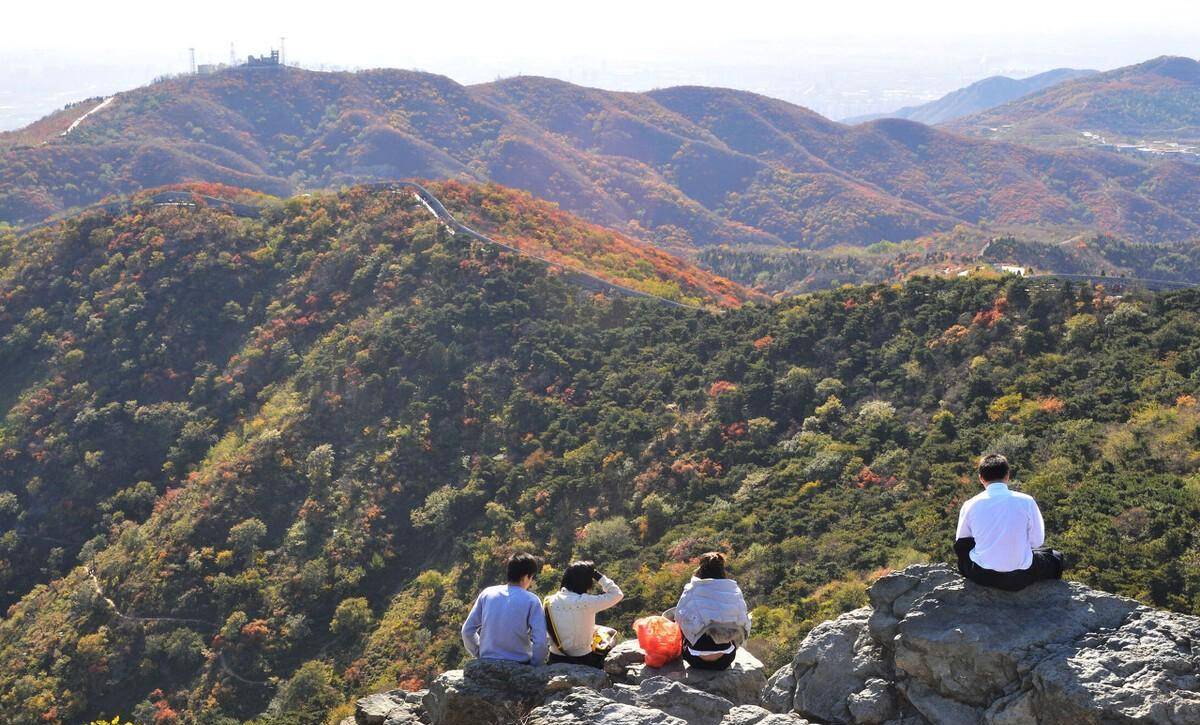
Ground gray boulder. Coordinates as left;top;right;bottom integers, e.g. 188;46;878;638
761;663;797;713
608;676;736;725
527;687;685;725
721;704;812;724
764;563;1200;725
423;658;609;725
866;564;960;648
354;690;421;725
847;678;898;724
892;574;1136;708
784;606;889;722
604;639;769;706
1028;607;1200;723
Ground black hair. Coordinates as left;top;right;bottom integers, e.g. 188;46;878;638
978;453;1010;482
561;560;596;594
696;551;727;579
506;552;541;583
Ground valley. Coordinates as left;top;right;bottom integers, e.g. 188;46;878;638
0;186;1198;723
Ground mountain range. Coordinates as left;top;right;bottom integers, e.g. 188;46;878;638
4;61;1200;270
842;67;1097;125
947;55;1200;150
2;47;1200;725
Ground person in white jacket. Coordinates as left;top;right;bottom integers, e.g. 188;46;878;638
544;561;624;668
674;552;751;670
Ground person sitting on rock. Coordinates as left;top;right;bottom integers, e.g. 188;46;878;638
954;453;1064;591
543;560;624;669
673;551;751;671
461;552;549;665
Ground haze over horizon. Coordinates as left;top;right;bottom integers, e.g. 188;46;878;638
3;0;1199;130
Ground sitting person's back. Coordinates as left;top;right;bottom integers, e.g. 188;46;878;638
461;552;548;664
674;552;751;671
544;560;623;668
955;453;1064;591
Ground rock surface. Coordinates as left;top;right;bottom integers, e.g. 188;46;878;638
527;687;686;725
354;688;424;724
422;659;608;725
767;563;1200;725
608;676;737;725
604;639;769;706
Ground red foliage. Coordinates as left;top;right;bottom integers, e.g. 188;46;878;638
854;466;896;490
240;620;270;642
972;294;1008;329
1038;397;1066;414
708;380;737;397
722;421;747;440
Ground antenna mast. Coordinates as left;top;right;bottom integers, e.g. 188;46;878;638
279;37;286;66
189;47;196;74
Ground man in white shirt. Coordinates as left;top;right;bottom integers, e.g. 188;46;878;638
954;453;1064;591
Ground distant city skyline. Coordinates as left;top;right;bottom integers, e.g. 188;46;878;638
3;0;1198;130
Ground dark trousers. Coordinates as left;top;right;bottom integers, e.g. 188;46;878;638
955;537;1064;591
548;651;606;669
682;634;737;670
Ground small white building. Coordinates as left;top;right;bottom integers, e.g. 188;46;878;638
1000;265;1028;277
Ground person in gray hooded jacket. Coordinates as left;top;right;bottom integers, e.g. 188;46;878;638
673;552;751;670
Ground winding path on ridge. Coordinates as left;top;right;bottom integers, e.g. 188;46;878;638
85;564;274;687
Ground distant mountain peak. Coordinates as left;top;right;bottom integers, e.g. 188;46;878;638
843;67;1098;125
1133;54;1200;81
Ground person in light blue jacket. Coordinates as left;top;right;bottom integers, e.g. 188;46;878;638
461;553;549;665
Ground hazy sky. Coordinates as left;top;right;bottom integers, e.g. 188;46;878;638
3;0;1199;127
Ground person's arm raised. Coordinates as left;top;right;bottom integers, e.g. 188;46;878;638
585;573;624;612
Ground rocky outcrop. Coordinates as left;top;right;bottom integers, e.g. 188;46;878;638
422;659;608;725
350;563;1199;724
766;563;1200;725
348;688;426;725
352;643;784;725
604;639;770;706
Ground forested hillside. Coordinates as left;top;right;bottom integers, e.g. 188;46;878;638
5;64;1200;259
0;187;1197;724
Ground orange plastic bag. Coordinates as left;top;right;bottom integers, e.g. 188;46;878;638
634;615;682;667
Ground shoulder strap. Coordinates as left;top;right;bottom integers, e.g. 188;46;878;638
543;596;563;651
